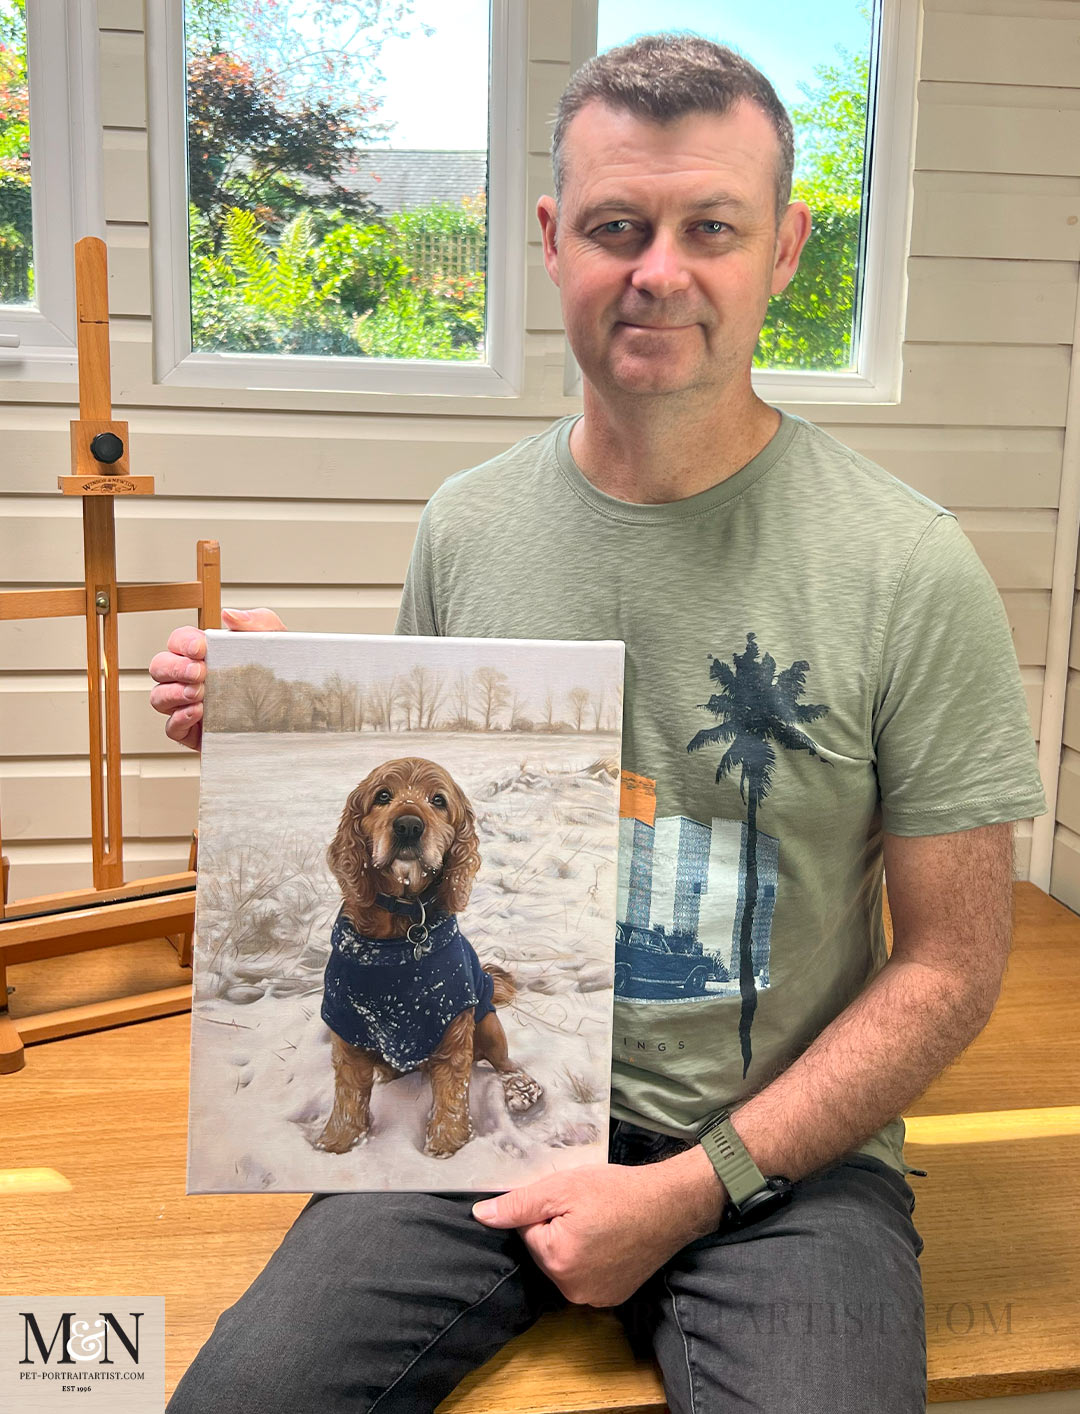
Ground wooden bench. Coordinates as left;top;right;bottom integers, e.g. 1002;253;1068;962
1;882;1077;1409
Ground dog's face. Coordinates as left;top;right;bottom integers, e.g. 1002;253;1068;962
328;757;481;921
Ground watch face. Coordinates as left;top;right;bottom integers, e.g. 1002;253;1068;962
733;1181;793;1224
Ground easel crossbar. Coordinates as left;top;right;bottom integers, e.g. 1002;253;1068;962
1;892;196;964
1;582;208;622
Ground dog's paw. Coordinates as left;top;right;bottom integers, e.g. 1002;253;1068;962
423;1116;475;1159
313;1123;369;1154
500;1069;544;1114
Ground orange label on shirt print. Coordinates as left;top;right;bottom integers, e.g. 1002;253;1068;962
620;770;656;827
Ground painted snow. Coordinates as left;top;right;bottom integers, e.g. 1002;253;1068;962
187;632;624;1195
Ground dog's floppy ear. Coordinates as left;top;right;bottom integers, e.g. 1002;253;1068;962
327;783;377;918
439;791;481;915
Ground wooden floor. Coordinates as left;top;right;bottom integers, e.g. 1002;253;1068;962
1;883;1078;1409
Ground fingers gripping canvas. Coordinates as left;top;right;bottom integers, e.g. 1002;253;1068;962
186;631;625;1193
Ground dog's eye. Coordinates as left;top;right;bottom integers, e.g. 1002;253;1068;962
431;793;447;809
374;789;393;804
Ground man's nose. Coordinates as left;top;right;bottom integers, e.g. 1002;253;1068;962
393;814;425;842
630;229;691;299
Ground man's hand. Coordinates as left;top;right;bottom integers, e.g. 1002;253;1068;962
472;1153;725;1307
148;606;286;751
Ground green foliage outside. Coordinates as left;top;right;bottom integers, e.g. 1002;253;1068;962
0;0;870;368
186;1;869;369
0;0;32;305
190;197;486;359
184;0;487;360
756;41;870;371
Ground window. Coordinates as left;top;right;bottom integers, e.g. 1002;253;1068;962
148;0;526;395
568;0;918;403
0;0;104;376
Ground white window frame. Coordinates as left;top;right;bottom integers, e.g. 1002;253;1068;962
0;1;105;378
146;0;526;397
565;0;920;405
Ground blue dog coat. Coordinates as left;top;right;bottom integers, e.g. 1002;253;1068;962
321;907;496;1072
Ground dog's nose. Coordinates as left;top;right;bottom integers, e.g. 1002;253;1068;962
393;814;425;842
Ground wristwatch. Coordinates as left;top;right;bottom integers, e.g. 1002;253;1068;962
696;1109;794;1227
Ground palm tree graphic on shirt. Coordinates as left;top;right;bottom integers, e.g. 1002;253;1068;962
687;632;832;1079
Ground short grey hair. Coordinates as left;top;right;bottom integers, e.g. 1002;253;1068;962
551;33;795;229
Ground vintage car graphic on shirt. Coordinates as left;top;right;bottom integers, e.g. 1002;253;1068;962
616;802;779;1001
617;632;832;1080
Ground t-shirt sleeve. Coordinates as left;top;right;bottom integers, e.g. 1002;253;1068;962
871;512;1047;836
395;500;440;637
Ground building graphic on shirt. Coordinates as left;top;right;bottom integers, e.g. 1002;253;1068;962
616;805;779;1002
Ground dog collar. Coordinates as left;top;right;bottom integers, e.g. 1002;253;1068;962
373;880;442;923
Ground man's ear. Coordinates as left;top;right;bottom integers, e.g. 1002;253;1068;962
770;200;812;297
537;195;560;284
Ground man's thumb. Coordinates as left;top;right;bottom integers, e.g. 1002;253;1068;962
472;1186;559;1228
221;606;287;632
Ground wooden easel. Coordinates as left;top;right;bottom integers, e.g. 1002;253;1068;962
0;236;221;1074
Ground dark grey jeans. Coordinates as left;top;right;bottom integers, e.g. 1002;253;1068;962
167;1121;926;1413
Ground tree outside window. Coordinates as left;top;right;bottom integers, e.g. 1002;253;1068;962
0;0;32;307
183;0;488;361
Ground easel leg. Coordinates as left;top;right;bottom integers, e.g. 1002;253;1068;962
0;955;26;1075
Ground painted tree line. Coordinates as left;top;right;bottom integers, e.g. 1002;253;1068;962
207;661;620;734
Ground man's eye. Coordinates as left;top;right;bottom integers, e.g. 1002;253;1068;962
374;789;392;804
431;793;447;809
700;221;729;234
599;220;633;235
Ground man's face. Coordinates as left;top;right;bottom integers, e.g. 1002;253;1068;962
538;100;810;403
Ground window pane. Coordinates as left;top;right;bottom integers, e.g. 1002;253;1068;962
0;0;33;307
594;2;876;372
183;0;490;362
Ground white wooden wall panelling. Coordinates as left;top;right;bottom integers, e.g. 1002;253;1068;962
3;413;1064;503
1;764;198;841
0;585;1048;673
0;501;421;584
923;8;1080;86
98;0;144;31
99;30;146;128
106;228;152;317
957;510;1056;590
2;674;196;757
527;61;570;156
5;844;191;905
13;333;1073;425
828;426;1063;507
0;591;403;671
1048;826;1080;917
926;0;1080;26
2;0;1074;898
528;0;572;62
917;84;1080;178
905;257;1078;344
800;346;1072;428
0;414;545;498
911;172;1080;263
103;130;148;224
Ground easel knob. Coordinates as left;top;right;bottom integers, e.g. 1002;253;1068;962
90;432;125;465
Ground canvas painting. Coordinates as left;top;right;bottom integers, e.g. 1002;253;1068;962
186;630;625;1193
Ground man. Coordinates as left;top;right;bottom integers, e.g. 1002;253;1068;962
153;35;1046;1413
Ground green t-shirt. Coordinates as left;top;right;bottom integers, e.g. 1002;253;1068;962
395;408;1047;1179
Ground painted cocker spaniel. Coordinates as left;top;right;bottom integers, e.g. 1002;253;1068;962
315;757;543;1159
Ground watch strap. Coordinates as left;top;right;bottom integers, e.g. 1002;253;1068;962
697;1109;767;1208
